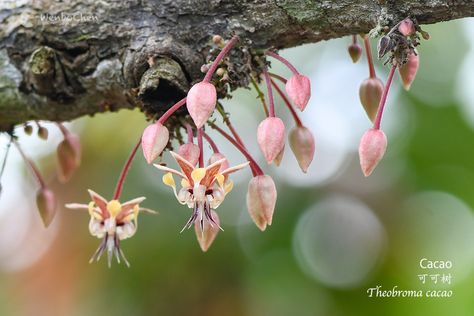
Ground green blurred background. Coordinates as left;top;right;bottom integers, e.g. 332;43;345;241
1;18;474;316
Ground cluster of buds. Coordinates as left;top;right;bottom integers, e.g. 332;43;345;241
355;18;424;177
3;18;428;267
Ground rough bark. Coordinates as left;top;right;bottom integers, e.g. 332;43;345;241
0;0;473;130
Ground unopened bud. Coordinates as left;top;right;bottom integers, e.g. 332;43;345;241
289;126;315;173
274;145;285;167
178;143;200;166
57;133;81;183
141;122;169;164
420;30;430;40
348;43;362;63
285;74;311;111
24;124;33;135
208;152;229;172
36;187;57;227
38;126;49;140
216;68;225;77
358;128;387;177
398;51;419;91
246;175;277;231
359;77;384;122
186;82;217;129
398;18;415;36
212;35;224;46
257;117;285;164
195;210;220;251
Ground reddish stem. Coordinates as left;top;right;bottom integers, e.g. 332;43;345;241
197;128;204;168
263;67;276;117
55;123;69;138
373;64;397;130
209;123;264;176
363;36;376;79
202;132;219;153
352;35;357;45
203;35;239;83
158;97;187;124
271;79;302;126
269;72;288;84
266;51;300;75
185;123;194;144
13;138;46;188
113;138;141;200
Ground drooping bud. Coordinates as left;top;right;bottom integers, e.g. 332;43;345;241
141;122;169;164
38;126;49;140
208;152;229;172
24;124;33;135
348;43;362;63
57;133;81;183
36;187;58;227
359;77;384;122
257;117;285;164
358;128;387;177
398;52;419;91
398;18;415;37
285;74;311;111
195;210;220;252
186;82;217;128
246;175;277;231
274;145;285;167
289;126;315;173
178;143;200;166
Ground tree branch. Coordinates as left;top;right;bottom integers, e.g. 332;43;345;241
0;0;473;130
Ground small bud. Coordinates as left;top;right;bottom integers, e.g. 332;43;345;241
178;143;200;166
398;18;415;36
36;187;58;227
141;122;169;164
208;152;229;172
348;43;362;63
359;77;384;122
358;128;387;177
57;133;81;183
212;35;224;45
257;117;285;164
377;35;393;59
186;82;217;129
24;124;33;135
274;145;285;167
246;175;277;231
398;52;419;91
38;126;49;140
420;30;430;40
216;67;225;77
289;126;315;173
195;210;220;251
285;74;311;111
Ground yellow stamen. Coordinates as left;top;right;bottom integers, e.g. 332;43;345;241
107;200;122;217
216;173;225;188
225;180;234;193
181;178;190;188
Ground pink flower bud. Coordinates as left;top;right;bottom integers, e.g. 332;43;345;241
348;43;362;63
178;143;200;166
398;18;415;36
257;117;285;164
274;145;285;167
186;82;217;128
208;152;229;172
246;175;277;231
289;126;315;173
285;74;311;111
399;52;419;91
195;210;220;252
141;122;169;164
358;128;387;177
359;77;384;122
57;133;81;183
36;187;57;227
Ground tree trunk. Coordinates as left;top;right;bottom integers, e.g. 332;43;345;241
0;0;473;130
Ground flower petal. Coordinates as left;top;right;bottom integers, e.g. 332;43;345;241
88;189;109;217
153;164;186;179
221;161;250;177
170;151;195;184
